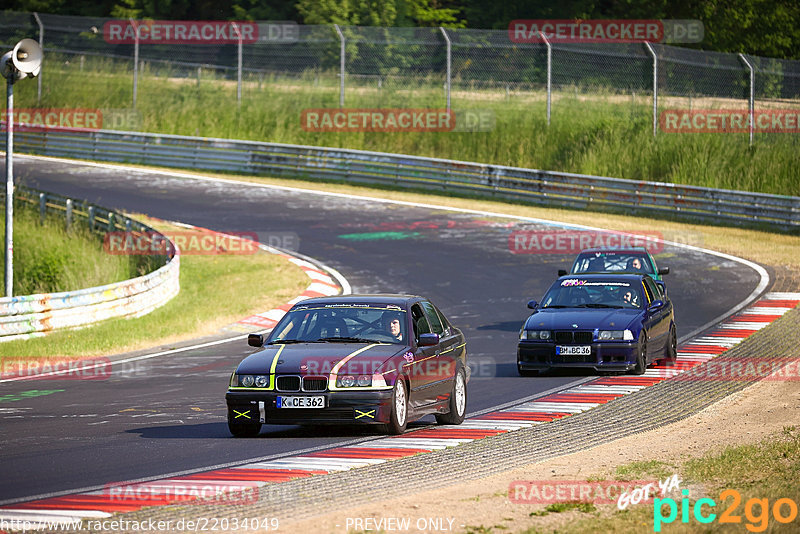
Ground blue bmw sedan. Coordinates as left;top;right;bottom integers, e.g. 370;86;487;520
517;274;676;376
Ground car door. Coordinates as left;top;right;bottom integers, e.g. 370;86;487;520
642;277;669;352
420;300;461;400
407;302;440;410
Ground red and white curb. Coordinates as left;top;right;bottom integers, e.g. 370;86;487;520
157;222;344;333
2;292;798;527
230;254;342;332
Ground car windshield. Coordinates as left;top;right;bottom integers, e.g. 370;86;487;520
572;252;653;275
541;279;644;309
267;304;408;344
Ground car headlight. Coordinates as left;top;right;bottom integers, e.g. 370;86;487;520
255;375;269;388
336;374;374;388
338;375;355;387
521;330;551;340
597;330;635;341
241;375;255;387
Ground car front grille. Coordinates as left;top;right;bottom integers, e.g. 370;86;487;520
554;331;593;344
302;376;328;392
276;375;301;391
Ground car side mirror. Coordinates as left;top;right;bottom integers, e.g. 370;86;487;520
247;334;264;347
655;280;667;295
658;267;670;275
648;300;665;313
527;299;538;310
418;333;440;347
558;269;567;276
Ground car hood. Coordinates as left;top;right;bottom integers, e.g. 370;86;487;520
236;342;408;376
525;308;641;331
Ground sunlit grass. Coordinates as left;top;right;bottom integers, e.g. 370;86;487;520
13;55;800;196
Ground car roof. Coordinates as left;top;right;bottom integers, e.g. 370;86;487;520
576;247;650;255
291;294;423;307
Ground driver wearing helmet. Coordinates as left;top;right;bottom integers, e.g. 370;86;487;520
381;311;404;342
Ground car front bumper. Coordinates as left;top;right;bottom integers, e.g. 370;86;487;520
225;389;394;425
517;340;638;373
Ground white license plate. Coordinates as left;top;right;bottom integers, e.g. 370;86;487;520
556;345;591;356
277;396;325;409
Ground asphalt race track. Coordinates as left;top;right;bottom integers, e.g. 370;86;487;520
0;156;762;504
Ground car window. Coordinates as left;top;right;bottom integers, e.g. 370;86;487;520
542;279;643;309
411;303;430;341
267;305;408;344
420;301;444;335
572;252;653;274
643;277;661;301
641;280;654;303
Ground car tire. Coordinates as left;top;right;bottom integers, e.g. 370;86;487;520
382;378;408;435
631;335;647;375
228;420;262;438
436;367;467;425
660;325;677;366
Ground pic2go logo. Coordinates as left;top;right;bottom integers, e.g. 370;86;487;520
654;489;798;532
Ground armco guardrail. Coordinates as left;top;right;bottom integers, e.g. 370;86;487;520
11;128;800;229
0;186;179;341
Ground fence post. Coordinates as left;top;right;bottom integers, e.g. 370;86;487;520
334;24;345;108
65;198;73;231
542;32;551;126
439;27;451;111
644;42;657;137
739;53;755;146
33;12;43;104
231;22;242;104
130;18;139;107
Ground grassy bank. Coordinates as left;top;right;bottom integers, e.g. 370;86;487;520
515;426;800;533
13;56;800;196
0;201;149;295
0;215;310;358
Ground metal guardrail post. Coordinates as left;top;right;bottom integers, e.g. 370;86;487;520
439;27;451;111
130;18;139;108
65;198;72;230
33;12;43;104
739;53;755;147
542;32;551;126
334;24;345;108
644;42;658;138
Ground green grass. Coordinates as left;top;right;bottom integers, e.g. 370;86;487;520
520;426;800;533
13;54;800;196
0;200;149;295
0;215;310;358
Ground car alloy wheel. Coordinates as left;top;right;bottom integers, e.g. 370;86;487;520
631;334;647;375
383;378;408;435
436;367;466;425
